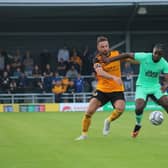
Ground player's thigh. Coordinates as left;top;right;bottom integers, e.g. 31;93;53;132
86;98;102;116
154;88;167;100
158;95;168;107
111;92;125;111
135;86;147;100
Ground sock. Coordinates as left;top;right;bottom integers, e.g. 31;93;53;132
107;109;123;122
82;114;91;136
135;114;143;125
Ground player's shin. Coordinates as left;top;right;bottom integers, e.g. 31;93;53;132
107;109;123;122
135;109;143;125
135;114;143;125
82;114;91;136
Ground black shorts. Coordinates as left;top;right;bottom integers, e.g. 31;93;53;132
92;90;125;107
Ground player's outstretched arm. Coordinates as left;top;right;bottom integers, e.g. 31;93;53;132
103;52;135;63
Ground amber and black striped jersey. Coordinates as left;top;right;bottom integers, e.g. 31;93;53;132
93;50;124;93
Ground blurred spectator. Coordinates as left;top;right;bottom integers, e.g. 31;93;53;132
43;64;53;77
32;64;42;78
52;71;61;83
74;73;84;92
17;72;29;93
91;71;98;92
52;80;64;102
122;62;134;91
69;48;82;73
11;49;22;75
1;48;13;66
39;49;52;72
56;58;68;76
0;50;5;75
43;64;53;92
0;71;11;93
23;50;34;76
83;79;91;92
81;46;92;75
34;79;45;103
61;76;70;92
9;79;18;93
57;45;70;62
4;64;13;77
66;65;78;79
34;78;45;93
64;79;75;102
13;67;22;78
73;73;84;102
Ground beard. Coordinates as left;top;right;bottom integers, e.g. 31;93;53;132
100;50;109;57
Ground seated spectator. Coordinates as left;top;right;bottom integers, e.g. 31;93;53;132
74;73;84;93
66;80;75;93
69;48;82;72
56;58;68;76
61;76;70;92
43;64;53;93
73;73;84;102
32;64;42;78
61;79;75;102
66;65;78;79
34;78;45;93
122;62;134;91
23;50;34;76
52;80;64;102
43;64;53;77
13;67;22;78
34;79;46;103
9;79;18;93
4;64;13;77
11;49;22;74
52;71;61;83
17;72;29;93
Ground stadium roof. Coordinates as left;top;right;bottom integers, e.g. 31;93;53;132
0;0;168;6
0;0;168;33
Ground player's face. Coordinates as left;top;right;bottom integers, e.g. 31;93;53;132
152;47;163;62
97;40;109;56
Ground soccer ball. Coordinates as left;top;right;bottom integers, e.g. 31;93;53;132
149;111;164;126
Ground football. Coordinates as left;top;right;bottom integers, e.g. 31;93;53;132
149;111;164;126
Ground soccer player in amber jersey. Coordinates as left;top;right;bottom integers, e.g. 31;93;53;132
102;43;168;138
76;36;125;140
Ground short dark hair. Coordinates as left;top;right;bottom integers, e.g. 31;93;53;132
153;43;165;50
153;43;168;59
97;36;108;45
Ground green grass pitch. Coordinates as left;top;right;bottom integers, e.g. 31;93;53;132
0;111;168;168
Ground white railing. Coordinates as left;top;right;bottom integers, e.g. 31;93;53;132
0;92;135;104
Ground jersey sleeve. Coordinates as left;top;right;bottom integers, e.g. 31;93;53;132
162;59;168;73
134;52;149;62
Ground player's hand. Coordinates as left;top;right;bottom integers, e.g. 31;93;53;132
112;76;123;85
101;56;110;63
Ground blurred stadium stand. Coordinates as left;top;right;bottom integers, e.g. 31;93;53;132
0;0;167;103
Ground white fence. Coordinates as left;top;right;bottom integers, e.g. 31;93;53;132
0;92;135;104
